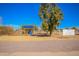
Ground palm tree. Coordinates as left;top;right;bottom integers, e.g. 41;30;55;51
39;3;63;36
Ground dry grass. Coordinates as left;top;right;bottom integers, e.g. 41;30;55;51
0;35;52;41
0;34;79;42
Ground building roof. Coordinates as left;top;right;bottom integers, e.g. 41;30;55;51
22;25;34;28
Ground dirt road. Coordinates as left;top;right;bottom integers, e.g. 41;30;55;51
0;40;79;55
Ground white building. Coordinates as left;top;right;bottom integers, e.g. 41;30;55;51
63;29;75;36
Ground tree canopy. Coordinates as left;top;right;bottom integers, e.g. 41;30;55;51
39;3;63;36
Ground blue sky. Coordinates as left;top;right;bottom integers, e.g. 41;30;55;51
0;3;79;29
58;3;79;28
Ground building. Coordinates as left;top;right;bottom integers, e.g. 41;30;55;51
21;25;35;35
62;29;75;36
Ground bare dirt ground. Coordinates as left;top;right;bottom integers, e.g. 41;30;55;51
0;40;79;56
0;35;79;56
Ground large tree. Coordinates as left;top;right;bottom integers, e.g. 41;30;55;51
41;20;48;32
39;3;63;36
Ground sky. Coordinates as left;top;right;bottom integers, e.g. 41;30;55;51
0;3;79;29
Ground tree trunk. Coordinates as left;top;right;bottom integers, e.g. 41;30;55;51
49;30;52;36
